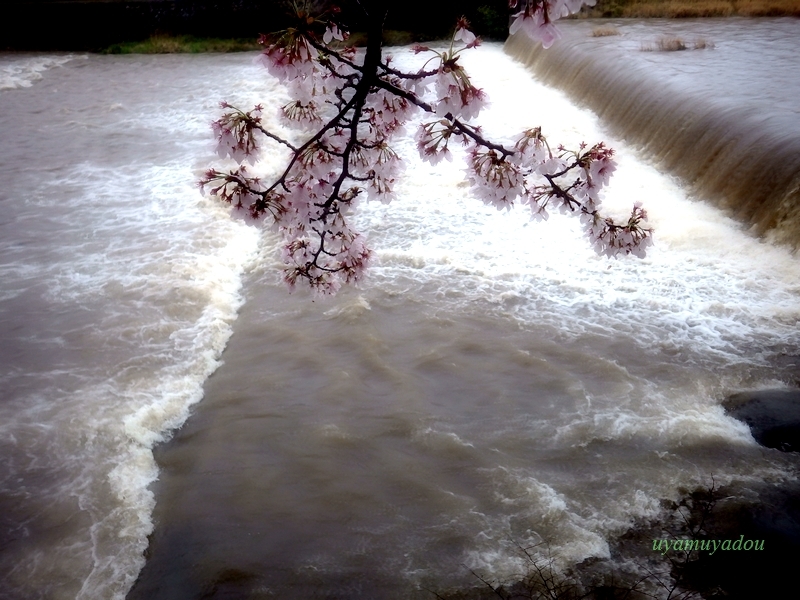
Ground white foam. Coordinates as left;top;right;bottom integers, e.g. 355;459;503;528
464;467;611;577
1;115;259;598
349;44;800;374
0;55;80;90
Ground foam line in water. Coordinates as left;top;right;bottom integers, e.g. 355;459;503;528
0;156;260;598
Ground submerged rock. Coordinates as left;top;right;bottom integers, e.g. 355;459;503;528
724;389;800;452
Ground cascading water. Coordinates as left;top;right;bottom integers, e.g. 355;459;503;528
504;18;800;246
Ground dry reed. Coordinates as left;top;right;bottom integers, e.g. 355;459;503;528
659;36;687;50
624;0;734;17
734;0;800;15
591;25;622;36
608;0;800;17
692;37;715;49
640;35;716;51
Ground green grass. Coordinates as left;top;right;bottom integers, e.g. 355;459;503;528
103;31;434;54
103;35;261;55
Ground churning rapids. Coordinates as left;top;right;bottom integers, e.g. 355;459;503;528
1;18;799;600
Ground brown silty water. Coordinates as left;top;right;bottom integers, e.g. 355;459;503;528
0;20;798;600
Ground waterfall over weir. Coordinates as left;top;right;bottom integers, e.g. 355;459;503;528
504;19;800;247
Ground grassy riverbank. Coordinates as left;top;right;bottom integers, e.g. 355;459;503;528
102;30;436;54
589;0;800;17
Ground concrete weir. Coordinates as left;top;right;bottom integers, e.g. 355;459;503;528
504;28;800;248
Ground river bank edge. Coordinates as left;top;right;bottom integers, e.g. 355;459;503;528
103;7;800;55
3;1;799;54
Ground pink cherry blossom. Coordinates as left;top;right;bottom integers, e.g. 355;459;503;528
454;17;477;45
323;24;345;44
509;0;596;49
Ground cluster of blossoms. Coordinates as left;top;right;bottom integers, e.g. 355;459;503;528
509;0;597;49
201;1;651;293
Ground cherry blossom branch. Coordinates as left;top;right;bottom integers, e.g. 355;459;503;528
254;123;298;153
201;1;651;294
